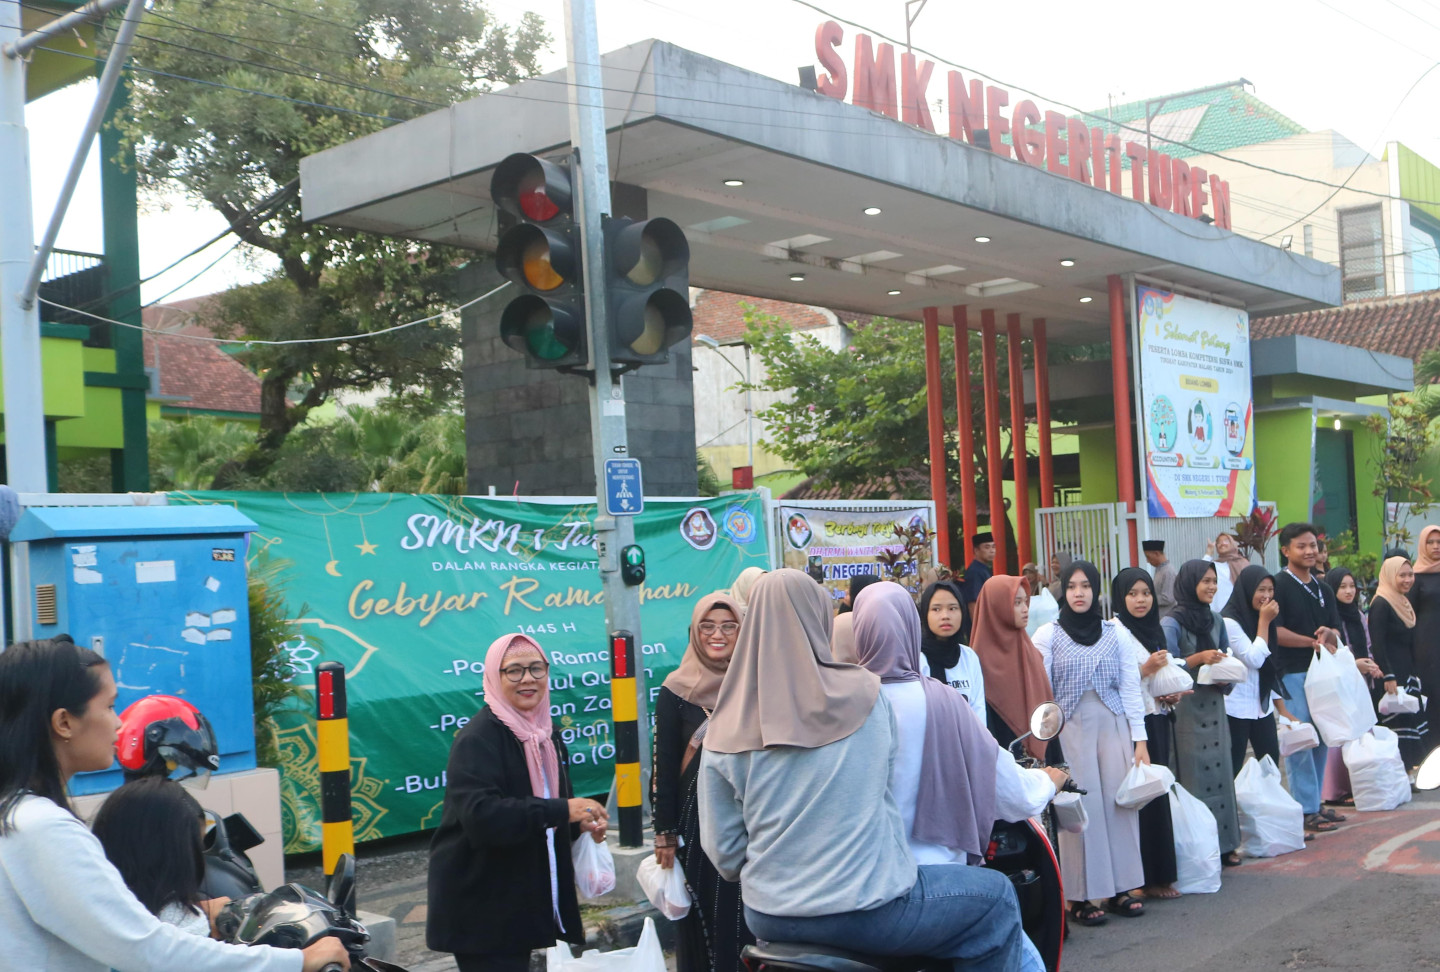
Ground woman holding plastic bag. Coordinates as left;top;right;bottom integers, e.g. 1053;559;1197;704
1033;560;1150;925
649;592;754;972
1108;567;1184;900
1161;561;1244;868
971;575;1061;762
1369;557;1427;771
427;634;609;972
1220;567;1300;777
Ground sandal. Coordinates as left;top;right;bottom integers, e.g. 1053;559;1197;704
1109;893;1145;917
1142;885;1182;899
1319;807;1348;823
1305;832;1316;842
1222;852;1243;868
1305;813;1339;833
1069;902;1108;926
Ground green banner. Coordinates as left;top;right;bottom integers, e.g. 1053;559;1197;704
169;492;769;852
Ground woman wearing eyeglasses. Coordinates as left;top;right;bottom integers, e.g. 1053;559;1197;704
651;593;754;972
427;633;609;972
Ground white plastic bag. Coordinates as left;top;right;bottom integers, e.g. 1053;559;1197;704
1342;726;1413;812
1234;756;1306;858
1115;762;1176;809
1379;688;1421;716
1277;719;1321;757
1305;646;1379;745
1169;783;1222;894
635;855;692;920
1026;588;1060;636
1149;662;1194;697
572;835;616;900
1198;655;1248;685
1051;790;1089;833
548;916;667;972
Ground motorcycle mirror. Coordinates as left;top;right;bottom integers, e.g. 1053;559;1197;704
1417;747;1440;791
327;853;357;916
203;809;232;855
1029;701;1064;741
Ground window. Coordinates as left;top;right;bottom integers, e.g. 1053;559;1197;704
1338;205;1385;301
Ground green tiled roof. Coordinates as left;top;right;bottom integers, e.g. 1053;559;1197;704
1077;87;1308;159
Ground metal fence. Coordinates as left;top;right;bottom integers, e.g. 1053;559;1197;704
1034;502;1125;614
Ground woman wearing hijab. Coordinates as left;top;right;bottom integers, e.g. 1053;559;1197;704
1409;528;1440;753
698;570;1025;971
427;635;609;972
1033;560;1149;925
918;580;986;720
651;593;753;972
1205;532;1249;609
1320;567;1379;803
970;575;1059;761
1220;567;1295;779
729;566;767;613
1370;557;1427;770
1108;568;1183;900
1160;561;1243;868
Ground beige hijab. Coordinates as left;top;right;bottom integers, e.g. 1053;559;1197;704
662;592;743;710
704;568;880;753
730;566;767;611
1414;526;1440;574
1375;556;1417;628
831;613;857;664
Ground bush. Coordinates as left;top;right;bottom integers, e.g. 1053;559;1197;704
248;556;313;768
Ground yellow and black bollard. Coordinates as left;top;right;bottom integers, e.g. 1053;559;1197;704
316;660;356;910
609;631;642;846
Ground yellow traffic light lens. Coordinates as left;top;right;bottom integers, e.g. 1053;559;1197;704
522;237;564;291
627;234;663;286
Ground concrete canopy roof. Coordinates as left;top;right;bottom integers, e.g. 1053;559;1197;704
300;40;1340;342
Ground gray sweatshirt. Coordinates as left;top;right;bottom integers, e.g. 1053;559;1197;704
698;693;917;917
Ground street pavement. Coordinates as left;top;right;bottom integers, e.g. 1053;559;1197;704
303;789;1440;971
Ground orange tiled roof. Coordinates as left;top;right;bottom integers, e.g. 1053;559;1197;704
1252;289;1440;365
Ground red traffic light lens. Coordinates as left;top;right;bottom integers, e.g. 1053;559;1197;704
519;181;560;222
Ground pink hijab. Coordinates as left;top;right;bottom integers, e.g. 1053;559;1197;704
482;633;559;799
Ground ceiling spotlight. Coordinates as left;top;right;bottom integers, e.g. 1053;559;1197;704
1079;296;1093;303
789;272;806;282
1333;416;1342;430
887;289;902;295
863;206;883;216
1059;259;1076;267
723;179;745;187
974;235;991;243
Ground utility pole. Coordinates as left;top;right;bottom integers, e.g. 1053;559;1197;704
563;0;651;845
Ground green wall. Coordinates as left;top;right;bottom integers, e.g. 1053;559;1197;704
1078;430;1118;504
1255;409;1314;529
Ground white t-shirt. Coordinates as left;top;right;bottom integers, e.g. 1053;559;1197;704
940;645;987;723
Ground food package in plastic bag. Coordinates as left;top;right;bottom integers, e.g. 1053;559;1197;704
572;834;616;900
1170;783;1222;894
548;916;667;972
1197;655;1249;685
635;854;693;920
1379;689;1421;716
1277;719;1321;757
1051;790;1088;833
1234;756;1306;858
1341;726;1413;812
1305;646;1378;745
1148;662;1195;697
1114;762;1176;810
1026;588;1060;636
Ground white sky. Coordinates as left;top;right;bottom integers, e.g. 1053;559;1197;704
26;0;1440;306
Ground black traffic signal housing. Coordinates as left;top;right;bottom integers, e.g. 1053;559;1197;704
605;216;692;368
620;543;646;586
491;153;588;371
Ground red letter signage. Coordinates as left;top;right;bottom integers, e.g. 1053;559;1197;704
814;21;846;100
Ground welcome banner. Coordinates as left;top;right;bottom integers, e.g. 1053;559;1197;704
777;503;933;604
170;492;770;851
1136;287;1256;519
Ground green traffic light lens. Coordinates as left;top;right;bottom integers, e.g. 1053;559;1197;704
523;305;571;361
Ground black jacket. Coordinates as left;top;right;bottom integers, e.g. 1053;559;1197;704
426;707;585;955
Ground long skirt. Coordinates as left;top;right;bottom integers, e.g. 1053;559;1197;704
1057;691;1144;901
1139;712;1178;888
1173;684;1241;855
1380;676;1430;769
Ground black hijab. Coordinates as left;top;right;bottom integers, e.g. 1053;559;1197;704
839;573;883;614
1112;567;1165;652
1056;560;1105;646
1173;559;1221;654
1222;565;1271;641
919;580;967;673
1324;567;1368;653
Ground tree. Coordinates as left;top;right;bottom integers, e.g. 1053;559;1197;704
1363;394;1437;552
111;0;548;481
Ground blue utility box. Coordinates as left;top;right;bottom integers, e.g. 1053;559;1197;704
12;505;259;795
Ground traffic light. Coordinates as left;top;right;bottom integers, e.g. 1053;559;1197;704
491;153;587;370
620;544;646;585
605;216;692;367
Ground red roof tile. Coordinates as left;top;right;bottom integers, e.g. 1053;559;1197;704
692;290;836;343
1252;289;1440;365
141;297;264;416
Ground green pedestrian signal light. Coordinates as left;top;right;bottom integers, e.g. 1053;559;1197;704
620;543;646;586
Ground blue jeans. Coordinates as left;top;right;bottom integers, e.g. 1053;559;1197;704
744;864;1024;972
1281;671;1328;814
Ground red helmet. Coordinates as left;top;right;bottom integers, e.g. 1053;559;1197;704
116;695;220;782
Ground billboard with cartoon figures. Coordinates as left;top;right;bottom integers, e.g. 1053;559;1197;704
168;491;769;851
777;504;934;604
1136;286;1256;518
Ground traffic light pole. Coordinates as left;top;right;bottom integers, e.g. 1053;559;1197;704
563;0;652;847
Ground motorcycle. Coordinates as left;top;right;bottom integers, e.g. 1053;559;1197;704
742;703;1075;972
216;852;409;972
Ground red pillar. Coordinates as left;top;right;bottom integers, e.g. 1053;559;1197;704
1034;319;1055;510
922;307;952;568
1006;313;1032;566
980;310;1008;575
952;306;978;569
1108;276;1140;565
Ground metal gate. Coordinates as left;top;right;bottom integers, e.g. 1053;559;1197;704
1034;503;1128;613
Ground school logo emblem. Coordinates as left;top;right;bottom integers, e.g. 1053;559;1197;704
680;507;718;551
722;505;757;545
786;512;813;549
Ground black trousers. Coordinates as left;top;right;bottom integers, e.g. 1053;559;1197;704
1227;713;1280;778
1139;712;1178;887
455;952;532;972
